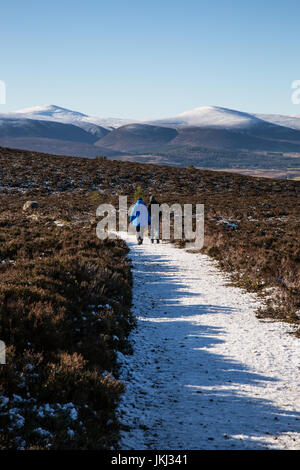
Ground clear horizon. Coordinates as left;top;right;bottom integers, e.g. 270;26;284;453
1;0;300;119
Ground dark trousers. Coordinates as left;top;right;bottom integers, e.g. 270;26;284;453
136;225;147;241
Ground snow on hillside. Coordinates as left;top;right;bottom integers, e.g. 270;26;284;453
255;113;300;131
2;104;300;135
15;105;133;131
117;232;300;450
16;104;87;119
147;106;268;129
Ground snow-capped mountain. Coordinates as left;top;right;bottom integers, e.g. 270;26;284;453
1;104;300;166
147;106;300;132
11;105;110;140
146;106;268;129
15;104;132;132
8;104;300;133
15;104;87;120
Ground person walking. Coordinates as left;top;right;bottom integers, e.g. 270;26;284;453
130;197;151;245
148;195;161;244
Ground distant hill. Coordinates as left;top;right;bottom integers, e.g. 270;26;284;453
147;105;265;129
169;125;300;152
0;117;97;143
0;104;300;169
0;137;121;158
95;121;300;157
95;124;178;152
14;104;132;132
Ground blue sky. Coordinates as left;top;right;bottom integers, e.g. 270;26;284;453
1;0;300;118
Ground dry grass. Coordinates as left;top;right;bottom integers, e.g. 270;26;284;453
0;194;133;449
0;145;299;448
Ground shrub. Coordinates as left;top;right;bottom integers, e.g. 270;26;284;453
133;186;144;202
0;209;133;449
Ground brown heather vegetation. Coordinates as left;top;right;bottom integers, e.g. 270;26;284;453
0;146;299;448
0;170;133;448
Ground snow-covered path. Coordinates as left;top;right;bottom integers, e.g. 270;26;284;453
117;233;300;450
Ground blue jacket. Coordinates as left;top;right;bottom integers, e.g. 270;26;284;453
130;199;151;227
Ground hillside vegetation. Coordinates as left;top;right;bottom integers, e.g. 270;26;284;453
0;146;299;448
0;166;133;449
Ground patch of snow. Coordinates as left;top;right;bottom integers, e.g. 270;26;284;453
54;220;66;227
116;232;300;450
255;113;300;131
0;396;9;408
9;409;25;428
12;104;133;130
67;405;78;421
33;427;53;438
147;106;269;129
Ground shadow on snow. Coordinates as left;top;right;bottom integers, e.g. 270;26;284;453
127;241;300;449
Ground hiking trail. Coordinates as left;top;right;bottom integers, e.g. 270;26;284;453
117;232;300;450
